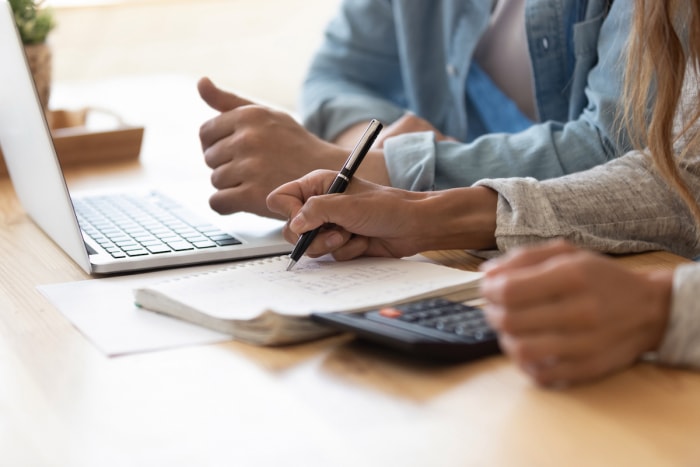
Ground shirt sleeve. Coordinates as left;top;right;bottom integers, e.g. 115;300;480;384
474;149;700;259
655;264;700;369
385;0;634;190
299;0;406;142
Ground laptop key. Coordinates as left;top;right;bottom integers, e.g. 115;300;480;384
166;241;195;251
125;248;149;257
145;244;172;254
74;192;243;258
192;240;217;249
214;237;243;246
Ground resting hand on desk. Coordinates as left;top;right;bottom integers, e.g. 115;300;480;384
197;77;389;219
480;240;673;388
266;169;498;260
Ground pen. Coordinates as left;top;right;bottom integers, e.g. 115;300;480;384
286;119;383;271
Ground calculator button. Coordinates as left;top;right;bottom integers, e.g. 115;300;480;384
378;307;403;318
365;299;495;344
311;298;502;361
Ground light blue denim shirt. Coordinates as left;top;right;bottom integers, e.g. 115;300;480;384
300;0;633;190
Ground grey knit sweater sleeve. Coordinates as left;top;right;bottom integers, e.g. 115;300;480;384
475;150;700;257
475;150;700;369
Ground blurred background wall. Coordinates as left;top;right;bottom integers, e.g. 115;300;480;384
47;0;339;112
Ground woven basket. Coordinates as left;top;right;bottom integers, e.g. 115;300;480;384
23;42;52;112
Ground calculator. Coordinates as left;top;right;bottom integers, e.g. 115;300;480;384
311;298;501;362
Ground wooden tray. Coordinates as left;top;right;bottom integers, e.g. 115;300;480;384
0;108;143;177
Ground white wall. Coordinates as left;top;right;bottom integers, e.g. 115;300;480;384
48;0;339;111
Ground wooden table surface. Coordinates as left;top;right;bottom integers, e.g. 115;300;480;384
2;76;699;467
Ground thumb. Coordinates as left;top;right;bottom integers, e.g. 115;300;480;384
197;76;255;112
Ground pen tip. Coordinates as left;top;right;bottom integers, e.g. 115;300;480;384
286;259;296;271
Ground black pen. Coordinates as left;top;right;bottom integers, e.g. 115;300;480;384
286;119;383;271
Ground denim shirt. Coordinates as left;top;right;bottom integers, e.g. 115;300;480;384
300;0;632;190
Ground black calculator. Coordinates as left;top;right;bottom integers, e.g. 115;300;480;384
311;298;501;362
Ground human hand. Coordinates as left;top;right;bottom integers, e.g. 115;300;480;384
333;114;457;149
197;77;350;219
267;170;498;260
267;169;434;260
375;113;458;148
479;240;673;388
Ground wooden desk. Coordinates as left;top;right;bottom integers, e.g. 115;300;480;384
2;77;700;466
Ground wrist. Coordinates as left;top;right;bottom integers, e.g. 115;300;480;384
411;186;498;251
642;270;674;351
316;141;388;185
332;121;373;147
354;149;390;185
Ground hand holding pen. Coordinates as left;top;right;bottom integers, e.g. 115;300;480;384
286;119;383;270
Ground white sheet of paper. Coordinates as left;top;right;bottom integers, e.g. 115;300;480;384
37;264;232;357
37;254;444;357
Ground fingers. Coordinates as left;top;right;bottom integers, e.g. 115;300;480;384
500;332;641;387
197;77;254;112
202;135;236;170
284;226;355;258
330;235;371;261
208;182;270;217
480;242;659;387
287;194;337;233
497;332;593;387
266;170;338;219
484;293;603;335
480;252;589;309
198;77;261;154
480;239;577;275
280;223;366;261
208;186;249;215
270;177;359;258
266;181;305;220
200;105;273;157
267;171;375;260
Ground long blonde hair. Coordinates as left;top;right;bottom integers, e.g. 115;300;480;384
623;0;700;221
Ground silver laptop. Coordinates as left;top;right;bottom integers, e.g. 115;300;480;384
0;1;291;275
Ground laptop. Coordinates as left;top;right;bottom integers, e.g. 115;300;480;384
0;0;291;275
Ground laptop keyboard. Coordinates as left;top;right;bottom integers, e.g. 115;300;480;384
73;192;241;258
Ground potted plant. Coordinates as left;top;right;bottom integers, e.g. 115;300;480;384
10;0;55;111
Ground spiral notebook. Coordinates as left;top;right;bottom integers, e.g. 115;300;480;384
133;255;484;345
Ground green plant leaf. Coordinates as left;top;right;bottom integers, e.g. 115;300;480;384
9;0;55;44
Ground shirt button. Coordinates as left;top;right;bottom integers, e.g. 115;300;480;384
541;37;550;50
446;64;458;76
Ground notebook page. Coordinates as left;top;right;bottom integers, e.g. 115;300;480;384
134;255;482;320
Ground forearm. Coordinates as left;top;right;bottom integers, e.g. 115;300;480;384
475;151;700;258
306;141;391;187
332;121;374;147
382;117;622;192
353;149;391;186
303;92;405;143
409;186;498;251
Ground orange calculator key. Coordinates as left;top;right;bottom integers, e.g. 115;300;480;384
378;307;403;319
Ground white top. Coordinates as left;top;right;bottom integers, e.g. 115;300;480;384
474;0;537;120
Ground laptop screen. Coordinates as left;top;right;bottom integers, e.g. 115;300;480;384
0;1;92;272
